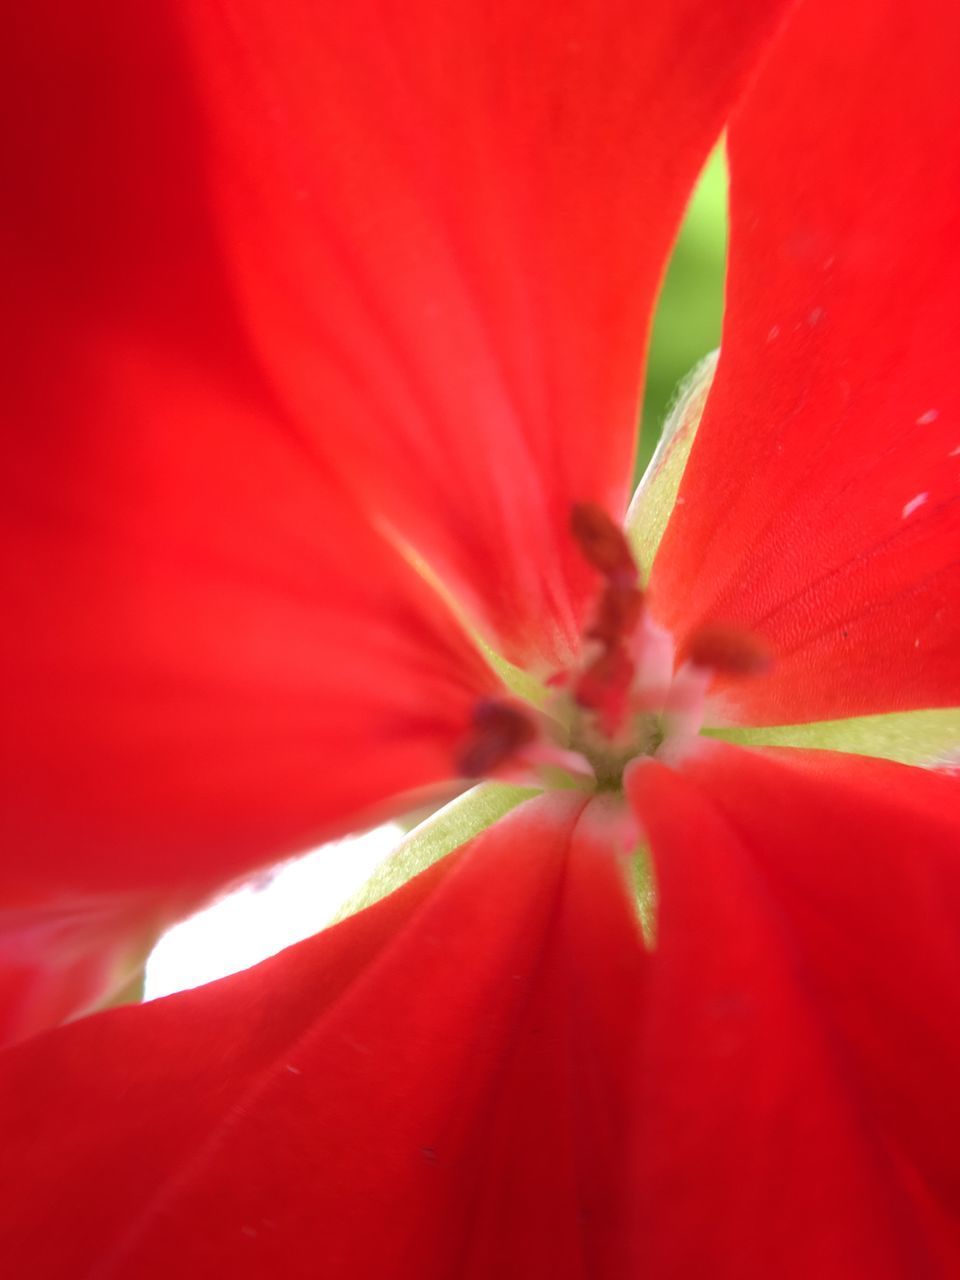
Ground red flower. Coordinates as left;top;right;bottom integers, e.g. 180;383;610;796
1;0;959;1275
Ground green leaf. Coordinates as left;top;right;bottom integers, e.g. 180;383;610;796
638;143;728;478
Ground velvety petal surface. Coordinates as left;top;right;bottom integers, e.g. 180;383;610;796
627;743;960;1278
0;795;646;1277
176;0;795;669
1;0;499;903
649;0;960;723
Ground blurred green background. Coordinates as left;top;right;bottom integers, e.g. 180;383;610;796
635;145;728;481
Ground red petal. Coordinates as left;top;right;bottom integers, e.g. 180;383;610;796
176;0;794;668
0;895;169;1049
1;3;498;914
627;744;960;1276
0;794;646;1276
649;0;960;723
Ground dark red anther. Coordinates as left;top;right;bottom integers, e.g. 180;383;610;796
585;580;644;647
573;644;635;711
682;623;773;677
455;698;538;777
570;502;637;582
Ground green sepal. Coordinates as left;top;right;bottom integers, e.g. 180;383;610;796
332;781;540;924
631;846;657;948
626;350;718;582
707;707;960;768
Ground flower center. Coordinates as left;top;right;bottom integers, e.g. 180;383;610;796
456;501;770;794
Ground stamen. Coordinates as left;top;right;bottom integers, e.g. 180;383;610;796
570;502;637;583
585;580;644;647
681;622;773;677
569;502;647;738
574;645;634;712
455;698;538;777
